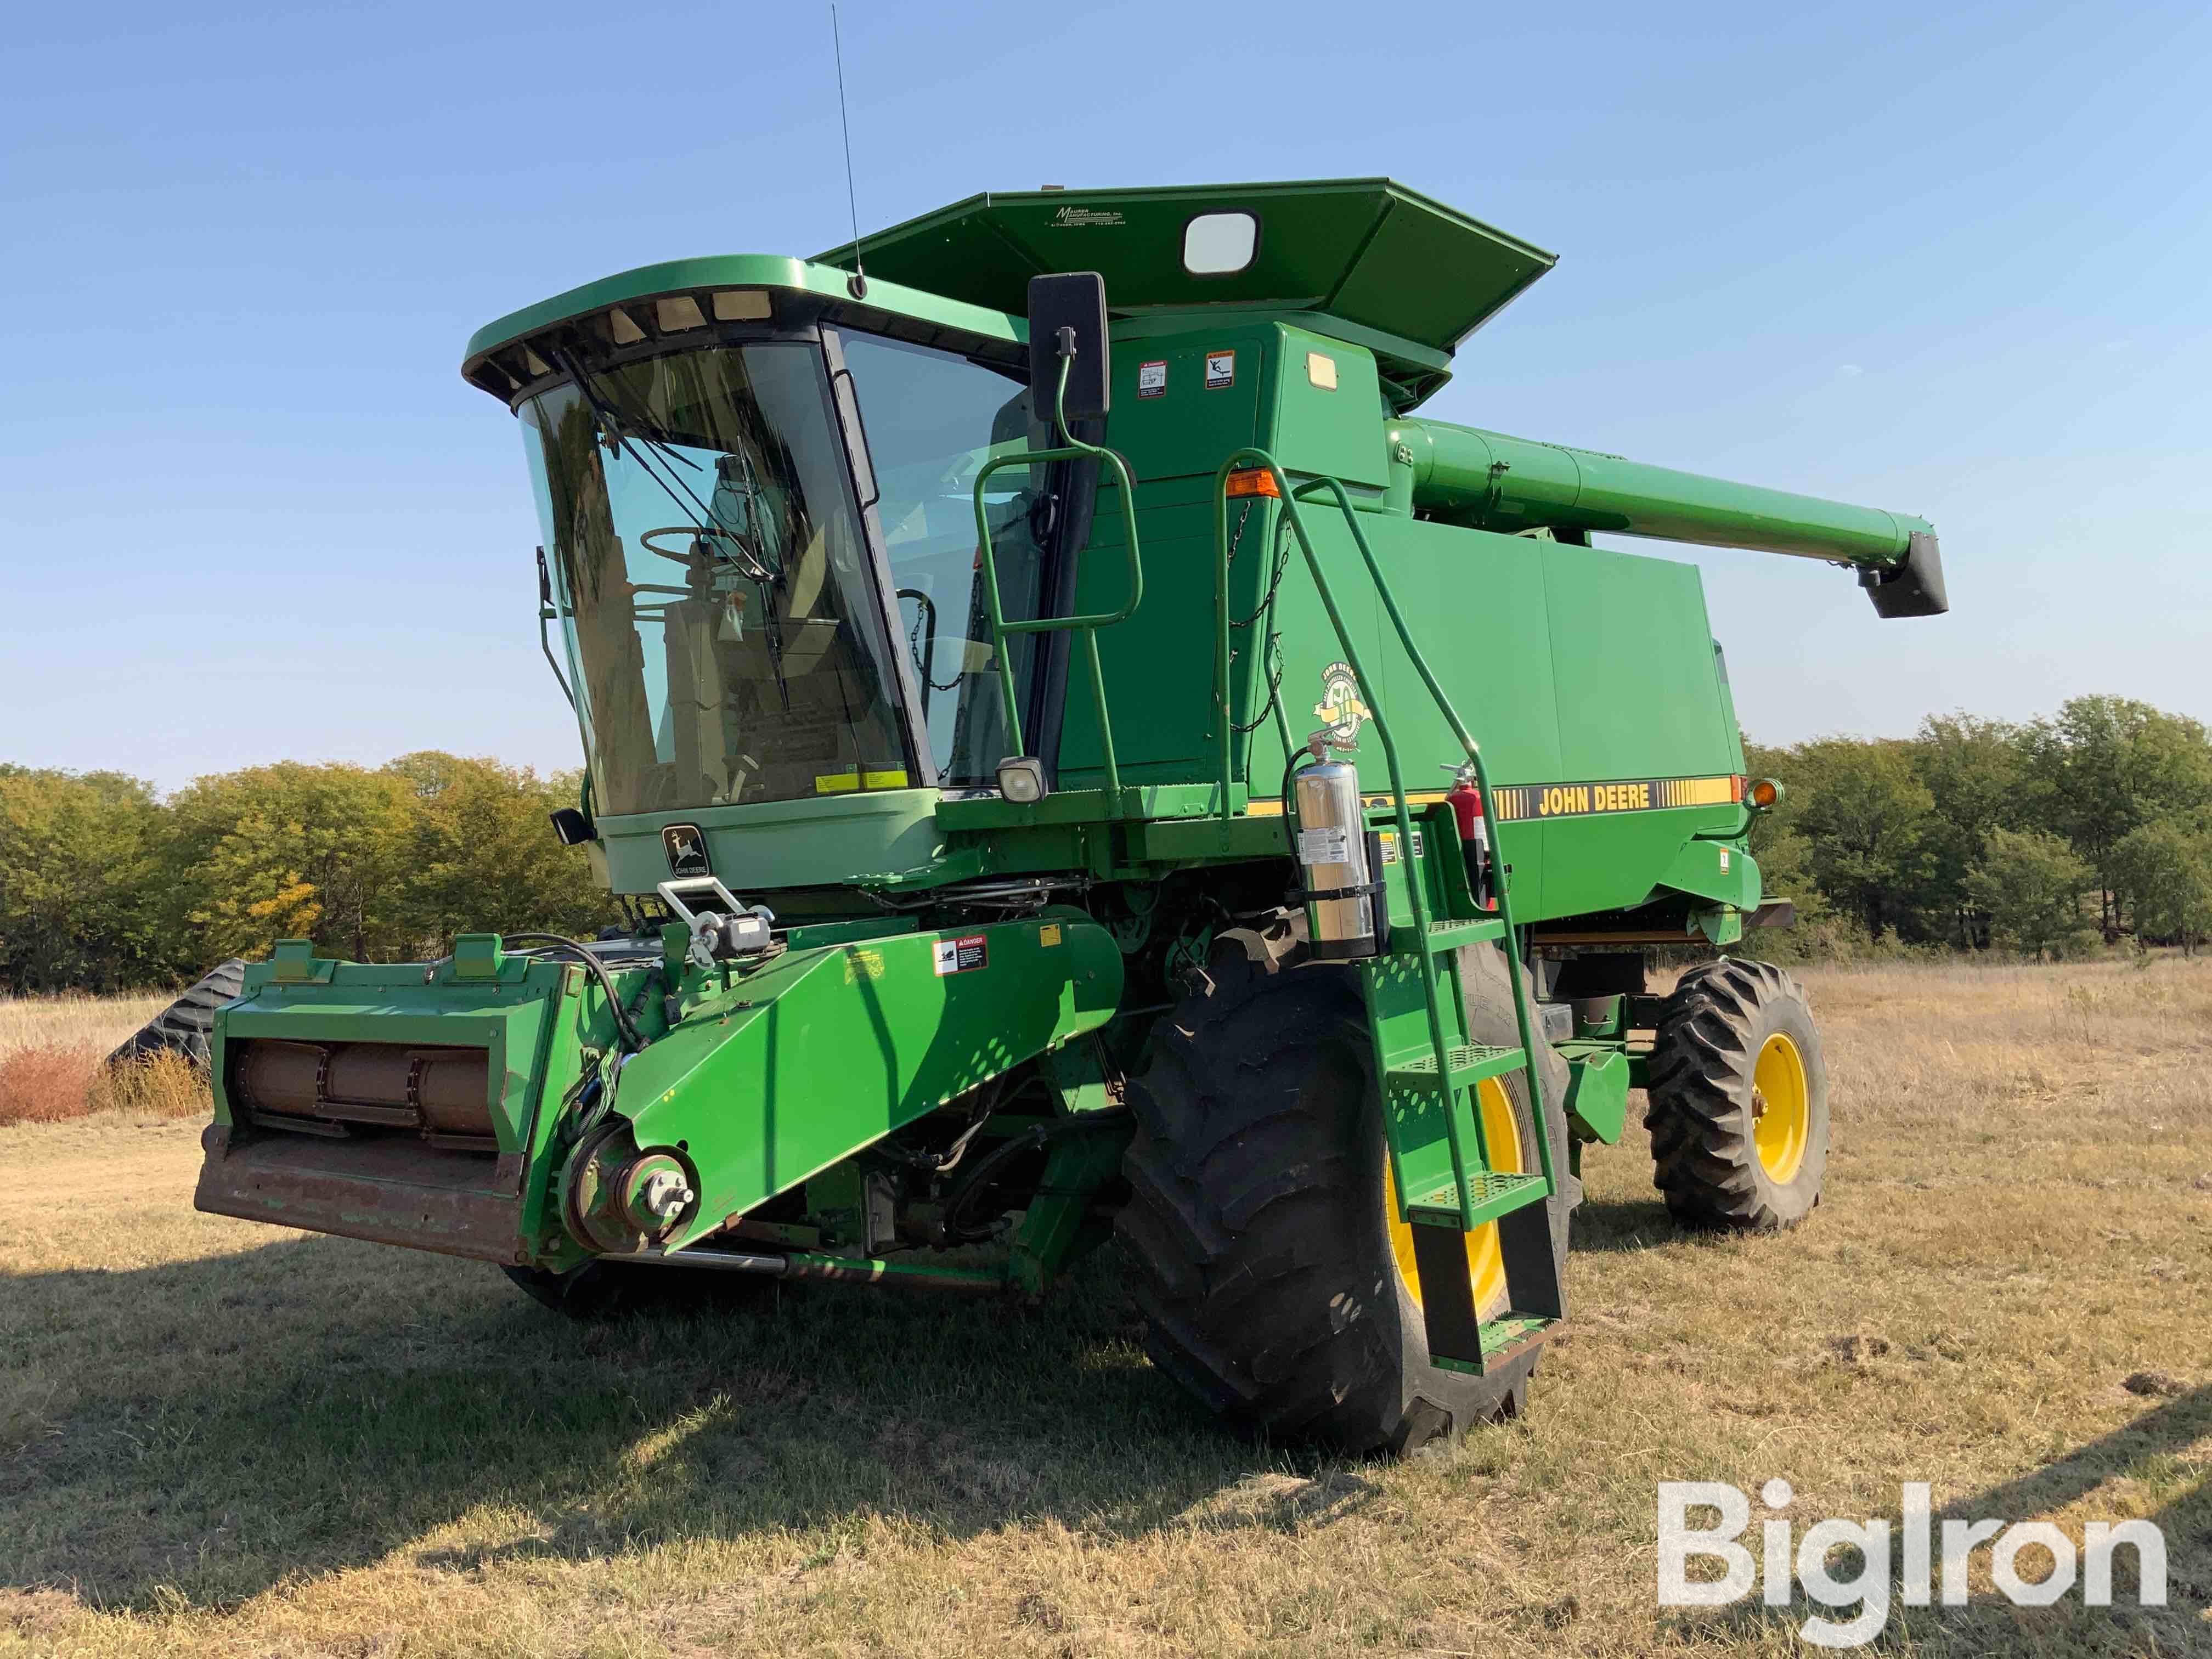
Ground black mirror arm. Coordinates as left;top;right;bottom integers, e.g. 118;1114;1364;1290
535;546;577;712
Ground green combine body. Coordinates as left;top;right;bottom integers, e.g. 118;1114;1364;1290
194;180;1944;1451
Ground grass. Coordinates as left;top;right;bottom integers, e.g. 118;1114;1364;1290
0;995;210;1128
0;994;171;1057
0;958;2208;1656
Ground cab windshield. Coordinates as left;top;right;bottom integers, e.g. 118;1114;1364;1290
521;333;1054;816
526;341;913;815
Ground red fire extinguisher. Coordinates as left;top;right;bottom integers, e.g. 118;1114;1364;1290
1445;771;1496;912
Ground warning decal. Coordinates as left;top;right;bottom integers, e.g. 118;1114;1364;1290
1205;350;1235;390
1137;360;1167;398
1296;825;1351;866
933;934;990;977
1377;827;1425;865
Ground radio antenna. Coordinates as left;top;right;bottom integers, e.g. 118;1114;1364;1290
831;5;866;298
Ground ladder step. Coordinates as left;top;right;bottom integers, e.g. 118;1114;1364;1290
1389;916;1507;954
1404;1169;1551;1229
1430;1311;1561;1376
1383;1042;1526;1092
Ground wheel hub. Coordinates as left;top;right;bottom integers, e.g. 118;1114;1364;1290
1751;1032;1809;1182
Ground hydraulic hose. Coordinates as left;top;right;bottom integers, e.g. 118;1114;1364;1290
500;932;650;1051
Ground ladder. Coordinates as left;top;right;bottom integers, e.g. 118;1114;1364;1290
1210;453;1565;1375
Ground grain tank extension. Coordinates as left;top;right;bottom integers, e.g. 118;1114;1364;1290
193;180;1944;1453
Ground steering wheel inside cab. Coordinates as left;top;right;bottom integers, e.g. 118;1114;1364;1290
640;526;776;583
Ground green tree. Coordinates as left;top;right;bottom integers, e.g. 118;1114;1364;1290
162;763;415;963
1736;736;1837;957
2021;696;2212;933
386;752;610;950
1908;713;2032;948
1965;827;2096;960
2110;817;2212;953
0;769;177;991
1775;737;1935;943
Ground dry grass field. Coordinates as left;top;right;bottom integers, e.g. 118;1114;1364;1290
0;995;208;1127
2;958;2208;1657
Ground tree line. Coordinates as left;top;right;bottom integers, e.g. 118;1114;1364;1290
1745;694;2212;959
4;691;2208;994
0;754;610;994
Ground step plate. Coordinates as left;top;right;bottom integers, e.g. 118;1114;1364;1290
1384;1042;1525;1092
1431;1312;1560;1377
1407;1169;1549;1229
1390;917;1508;954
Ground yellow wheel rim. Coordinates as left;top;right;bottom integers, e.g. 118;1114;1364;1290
1751;1032;1810;1183
1386;1078;1522;1319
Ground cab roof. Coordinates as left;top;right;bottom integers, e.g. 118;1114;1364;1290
462;181;1554;409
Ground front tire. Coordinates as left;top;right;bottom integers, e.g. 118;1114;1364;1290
1116;927;1573;1455
1645;958;1829;1229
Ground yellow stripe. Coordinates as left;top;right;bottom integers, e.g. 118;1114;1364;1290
1246;777;1738;820
1245;789;1450;819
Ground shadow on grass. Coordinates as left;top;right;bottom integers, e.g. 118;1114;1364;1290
1657;1385;2211;1652
1569;1195;1684;1253
0;1233;1282;1611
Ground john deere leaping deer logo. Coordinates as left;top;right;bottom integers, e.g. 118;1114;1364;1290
1313;661;1370;746
662;823;712;878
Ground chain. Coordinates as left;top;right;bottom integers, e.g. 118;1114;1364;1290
1232;631;1285;733
906;606;965;691
1231;513;1295;631
1228;514;1295;734
1224;498;1254;567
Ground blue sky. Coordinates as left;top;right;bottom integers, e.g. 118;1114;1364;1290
4;0;2208;789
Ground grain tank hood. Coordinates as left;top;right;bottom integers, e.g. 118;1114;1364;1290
820;179;1556;408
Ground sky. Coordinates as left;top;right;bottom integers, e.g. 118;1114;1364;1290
3;0;2208;790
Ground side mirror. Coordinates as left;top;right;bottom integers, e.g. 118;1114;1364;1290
549;807;595;847
1026;272;1110;428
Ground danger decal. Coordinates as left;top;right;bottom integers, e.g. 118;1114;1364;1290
933;934;990;977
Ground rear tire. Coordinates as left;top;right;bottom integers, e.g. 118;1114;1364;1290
1116;927;1574;1455
107;960;246;1069
1645;958;1829;1229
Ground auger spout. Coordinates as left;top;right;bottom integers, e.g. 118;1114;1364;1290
1389;418;1948;617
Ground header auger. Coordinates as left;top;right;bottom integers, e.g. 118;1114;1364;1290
193;179;1943;1453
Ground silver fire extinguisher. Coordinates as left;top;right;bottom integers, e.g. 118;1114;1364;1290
1294;761;1385;960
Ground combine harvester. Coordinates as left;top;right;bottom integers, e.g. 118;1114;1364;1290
193;182;1946;1452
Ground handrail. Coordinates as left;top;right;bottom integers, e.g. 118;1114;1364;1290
972;359;1145;815
1210;449;1555;1229
1291;478;1556;1207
